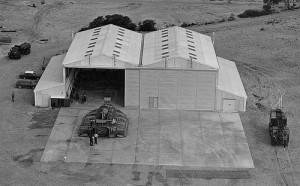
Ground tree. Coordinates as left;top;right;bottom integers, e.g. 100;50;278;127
78;14;137;32
138;20;157;31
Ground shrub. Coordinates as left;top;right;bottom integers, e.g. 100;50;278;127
237;9;271;18
180;22;197;27
262;4;272;12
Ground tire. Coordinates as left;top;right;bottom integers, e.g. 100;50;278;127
271;137;276;146
97;127;109;137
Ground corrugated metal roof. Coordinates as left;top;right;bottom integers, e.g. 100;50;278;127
62;24;142;68
34;54;65;92
142;26;219;69
217;57;247;98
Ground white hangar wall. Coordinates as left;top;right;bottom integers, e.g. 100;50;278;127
125;69;217;110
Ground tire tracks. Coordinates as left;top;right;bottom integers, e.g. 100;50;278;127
274;147;299;186
29;2;67;41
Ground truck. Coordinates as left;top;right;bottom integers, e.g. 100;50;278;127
8;42;31;59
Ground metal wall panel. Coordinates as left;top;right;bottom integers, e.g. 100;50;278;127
158;71;177;109
125;69;140;107
215;89;245;111
196;71;216;110
177;71;197;110
140;70;159;109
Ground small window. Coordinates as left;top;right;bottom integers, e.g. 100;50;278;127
118;30;125;34
162;52;169;55
188;44;195;48
186;30;192;33
94;28;101;31
113;54;119;57
89;42;96;45
162;44;168;47
187;35;193;39
86;50;93;53
162;47;168;50
113;50;120;54
115;42;122;46
119;28;125;31
162;29;168;33
115;45;121;49
117;38;123;41
187;40;194;43
189;52;196;56
91;38;97;41
162;55;169;58
190;57;197;60
88;45;95;48
162;39;168;42
117;33;124;37
188;48;195;51
162;35;168;38
84;54;92;57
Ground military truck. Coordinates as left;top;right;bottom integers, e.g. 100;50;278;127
8;42;31;59
269;109;290;148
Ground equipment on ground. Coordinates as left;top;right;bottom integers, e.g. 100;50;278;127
8;42;31;59
268;109;290;148
79;103;129;138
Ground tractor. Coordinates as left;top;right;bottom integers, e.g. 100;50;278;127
79;102;129;138
268;108;290;148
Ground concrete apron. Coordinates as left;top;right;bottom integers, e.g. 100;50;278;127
41;107;254;170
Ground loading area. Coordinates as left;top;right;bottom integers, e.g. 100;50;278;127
41;105;254;169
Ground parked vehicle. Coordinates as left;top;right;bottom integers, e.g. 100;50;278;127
8;47;21;59
269;109;290;148
15;79;38;89
8;42;31;59
19;71;42;80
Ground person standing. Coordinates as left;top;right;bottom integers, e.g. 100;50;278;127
88;126;93;146
94;133;98;144
83;93;87;103
11;92;15;102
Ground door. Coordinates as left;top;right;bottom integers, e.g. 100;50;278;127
223;99;236;112
149;97;158;108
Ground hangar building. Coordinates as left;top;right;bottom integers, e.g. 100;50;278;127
34;24;247;112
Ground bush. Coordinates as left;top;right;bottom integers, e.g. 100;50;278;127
180;22;197;28
262;4;272;12
138;20;157;31
78;14;137;32
237;9;271;18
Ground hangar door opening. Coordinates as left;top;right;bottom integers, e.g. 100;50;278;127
72;68;125;106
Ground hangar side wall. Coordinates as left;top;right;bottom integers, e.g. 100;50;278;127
35;85;65;107
216;89;246;112
137;69;216;110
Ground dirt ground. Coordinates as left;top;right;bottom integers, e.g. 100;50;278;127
0;0;300;185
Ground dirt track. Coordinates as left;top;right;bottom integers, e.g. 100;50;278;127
0;0;300;185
